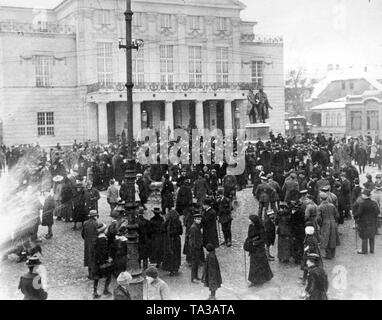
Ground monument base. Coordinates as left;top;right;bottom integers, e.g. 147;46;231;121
245;123;270;142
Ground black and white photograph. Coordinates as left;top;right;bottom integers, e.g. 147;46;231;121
0;0;381;302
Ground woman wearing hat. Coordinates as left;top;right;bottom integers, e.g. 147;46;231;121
245;215;273;286
113;271;132;300
303;253;328;300
162;209;183;276
18;255;48;300
150;208;165;268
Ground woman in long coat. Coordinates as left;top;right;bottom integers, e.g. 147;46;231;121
245;215;273;286
275;204;293;263
317;194;340;259
161;175;174;214
162;209;183;276
203;244;222;300
150;208;165;268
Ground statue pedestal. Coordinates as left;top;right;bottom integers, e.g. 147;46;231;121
245;123;270;142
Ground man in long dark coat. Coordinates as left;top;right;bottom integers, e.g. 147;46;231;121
217;190;233;247
176;179;193;216
81;210;99;279
161;209;183;276
201;198;219;249
137;208;152;270
150;208;164;268
189;212;204;283
354;189;379;254
194;172;210;207
203;244;222;300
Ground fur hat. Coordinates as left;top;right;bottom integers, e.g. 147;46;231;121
117;271;132;285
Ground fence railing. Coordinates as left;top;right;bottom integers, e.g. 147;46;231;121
0;20;76;35
86;81;258;93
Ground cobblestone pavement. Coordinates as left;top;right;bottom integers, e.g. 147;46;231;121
1;167;382;300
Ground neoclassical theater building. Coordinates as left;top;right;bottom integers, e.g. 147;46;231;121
0;0;285;146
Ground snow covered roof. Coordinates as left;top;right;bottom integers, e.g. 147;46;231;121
310;69;382;99
311;98;346;111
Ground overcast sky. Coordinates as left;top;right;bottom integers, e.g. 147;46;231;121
1;0;382;75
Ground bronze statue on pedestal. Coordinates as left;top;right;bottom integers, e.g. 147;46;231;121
247;88;273;124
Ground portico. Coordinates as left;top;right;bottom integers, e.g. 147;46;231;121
92;96;244;143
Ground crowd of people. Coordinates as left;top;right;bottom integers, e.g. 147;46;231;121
2;131;382;300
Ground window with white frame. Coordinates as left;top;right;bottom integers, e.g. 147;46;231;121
190;16;201;30
160;45;174;88
189;46;202;87
216;17;227;31
251;61;263;88
161;14;172;28
216;47;228;85
97;10;111;26
133;12;143;27
37;112;54;136
97;42;113;87
132;48;144;86
35;55;52;87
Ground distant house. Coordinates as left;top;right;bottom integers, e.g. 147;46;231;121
310;97;346;137
305;67;382;122
346;90;382;140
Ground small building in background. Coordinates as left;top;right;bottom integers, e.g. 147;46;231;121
310;97;346;137
346;90;382;141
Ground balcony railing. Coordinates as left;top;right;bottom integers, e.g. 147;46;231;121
241;33;283;44
86;82;257;94
0;20;76;35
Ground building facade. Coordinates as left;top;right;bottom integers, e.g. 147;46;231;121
0;0;285;146
346;90;382;140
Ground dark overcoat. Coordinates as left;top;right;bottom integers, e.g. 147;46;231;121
203;251;222;291
137;215;152;260
202;207;219;248
162;217;183;272
306;266;328;300
176;185;193;215
81;218;98;268
161;180;174;209
246;224;273;285
354;198;379;239
189;222;205;263
275;212;292;261
150;215;165;265
317;201;339;249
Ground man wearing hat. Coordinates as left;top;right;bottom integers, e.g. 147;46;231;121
319;185;338;209
106;179;119;216
217;189;233;247
189;211;205;283
303;253;328;300
317;192;339;259
201;197;219;249
176;178;193;216
282;172;299;203
354;189;380;254
253;175;275;223
81;210;99;279
18;255;48;300
84;182;100;214
113;271;132;300
340;172;352;220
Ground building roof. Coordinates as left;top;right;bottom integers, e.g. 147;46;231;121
310;68;382;99
311;98;346;111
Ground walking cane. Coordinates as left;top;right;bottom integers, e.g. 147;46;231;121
355;224;358;251
217;220;222;244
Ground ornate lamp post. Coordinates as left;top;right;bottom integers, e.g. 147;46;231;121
118;0;144;300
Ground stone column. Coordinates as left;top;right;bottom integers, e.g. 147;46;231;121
195;100;204;130
224;100;233;130
97;102;108;144
165;100;174;137
133;101;142;139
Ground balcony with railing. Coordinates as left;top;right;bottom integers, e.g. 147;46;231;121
241;33;283;44
0;20;76;35
86;81;257;94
